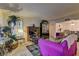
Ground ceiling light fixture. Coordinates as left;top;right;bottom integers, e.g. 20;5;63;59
71;23;75;25
71;22;75;26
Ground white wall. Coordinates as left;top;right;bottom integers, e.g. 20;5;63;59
49;23;56;39
49;21;56;39
23;18;42;27
0;9;10;27
56;20;79;32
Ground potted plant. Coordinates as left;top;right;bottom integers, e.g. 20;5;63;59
8;15;19;26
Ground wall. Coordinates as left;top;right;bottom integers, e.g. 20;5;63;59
56;20;79;32
49;21;56;39
49;23;56;39
0;9;42;27
23;17;41;27
0;9;10;26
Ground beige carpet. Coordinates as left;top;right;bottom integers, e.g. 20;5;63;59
6;42;33;56
5;41;79;56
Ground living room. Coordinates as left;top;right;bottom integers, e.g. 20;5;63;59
0;3;79;56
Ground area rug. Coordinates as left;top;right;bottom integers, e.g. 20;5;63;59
26;44;41;56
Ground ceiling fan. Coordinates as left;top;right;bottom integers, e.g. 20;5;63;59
9;3;23;12
0;3;23;12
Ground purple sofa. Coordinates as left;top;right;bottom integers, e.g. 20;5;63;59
38;38;77;56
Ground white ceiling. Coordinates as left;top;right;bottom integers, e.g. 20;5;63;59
1;3;79;20
18;3;79;20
